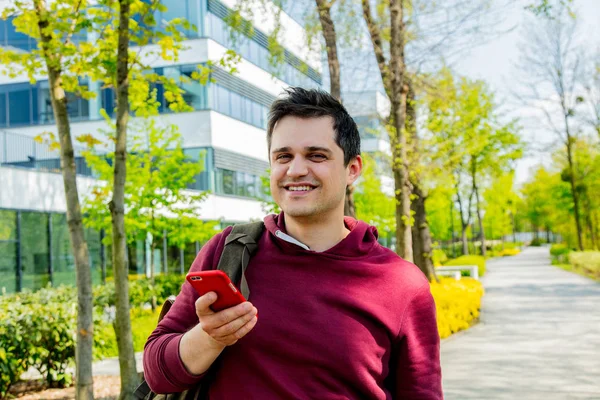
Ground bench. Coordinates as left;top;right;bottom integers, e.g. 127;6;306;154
436;265;479;280
435;270;462;280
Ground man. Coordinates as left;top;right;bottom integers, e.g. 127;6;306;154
144;87;443;399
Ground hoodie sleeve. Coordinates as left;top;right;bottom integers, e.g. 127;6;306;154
391;282;443;400
142;227;232;394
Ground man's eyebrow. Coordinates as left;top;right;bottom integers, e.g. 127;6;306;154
305;146;332;154
271;146;333;154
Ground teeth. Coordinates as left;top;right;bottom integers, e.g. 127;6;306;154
288;186;312;191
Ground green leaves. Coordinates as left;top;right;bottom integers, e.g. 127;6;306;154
354;153;395;235
82;118;214;249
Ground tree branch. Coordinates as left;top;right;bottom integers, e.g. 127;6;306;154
63;0;84;46
361;0;390;96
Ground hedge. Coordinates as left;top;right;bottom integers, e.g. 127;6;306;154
550;243;571;264
0;274;186;398
568;251;600;278
0;287;92;398
442;255;486;277
430;277;484;339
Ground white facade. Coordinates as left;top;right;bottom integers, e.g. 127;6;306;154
0;0;321;222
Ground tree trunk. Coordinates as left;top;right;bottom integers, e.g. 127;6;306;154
389;0;412;262
111;1;139;398
461;224;469;256
314;0;358;218
315;0;340;100
150;240;157;312
411;184;437;281
564;117;584;250
361;0;412;261
511;211;517;243
33;2;94;399
472;175;486;257
586;199;597;249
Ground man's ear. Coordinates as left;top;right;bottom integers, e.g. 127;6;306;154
346;155;363;185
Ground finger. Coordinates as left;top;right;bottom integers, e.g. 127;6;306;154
195;292;218;317
210;307;258;338
231;316;258;340
202;301;254;330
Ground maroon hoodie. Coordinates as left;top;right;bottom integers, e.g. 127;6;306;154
143;213;443;399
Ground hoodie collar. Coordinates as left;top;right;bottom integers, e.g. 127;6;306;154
263;212;379;258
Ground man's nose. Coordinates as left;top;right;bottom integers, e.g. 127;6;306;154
286;157;309;177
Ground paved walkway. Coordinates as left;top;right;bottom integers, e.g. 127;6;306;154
441;247;600;399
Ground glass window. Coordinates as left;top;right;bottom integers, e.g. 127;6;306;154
230;91;242;120
180;65;206;110
261;105;268;129
160;0;190;36
85;227;102;286
215;168;223;194
0;210;17;293
235;172;246;197
0;92;6;127
8;84;31;126
6;17;33;51
245;173;256;198
102;87;116;117
51;213;75;287
187;0;199;37
244;97;252;122
216;86;230;115
21;212;50;291
251;102;262;127
222;169;235;195
37;82;54;124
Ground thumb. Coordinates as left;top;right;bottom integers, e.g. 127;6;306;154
195;291;217;316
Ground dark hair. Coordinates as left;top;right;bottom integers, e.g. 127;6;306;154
267;87;361;166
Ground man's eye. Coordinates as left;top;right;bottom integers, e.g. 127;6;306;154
276;154;291;161
310;154;327;160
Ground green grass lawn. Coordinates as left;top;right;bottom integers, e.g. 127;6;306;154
96;307;162;359
555;263;600;283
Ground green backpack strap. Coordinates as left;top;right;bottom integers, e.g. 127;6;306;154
216;221;265;300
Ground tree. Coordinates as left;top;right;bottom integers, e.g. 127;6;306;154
482;173;521;243
83;119;216;288
583;57;600;140
469;122;522;256
406;83;436;279
517;6;585;250
423;68;522;256
361;0;413;262
111;0;137;396
1;2;98;396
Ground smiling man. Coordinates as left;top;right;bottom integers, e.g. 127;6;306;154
143;87;443;399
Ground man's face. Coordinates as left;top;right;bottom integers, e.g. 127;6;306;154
269;116;362;219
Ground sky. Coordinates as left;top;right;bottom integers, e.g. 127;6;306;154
453;0;600;185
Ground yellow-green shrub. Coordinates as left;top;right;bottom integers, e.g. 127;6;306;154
430;278;484;339
568;251;600;277
432;248;448;267
498;248;520;257
443;255;486;277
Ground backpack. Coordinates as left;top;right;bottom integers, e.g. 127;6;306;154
133;221;265;400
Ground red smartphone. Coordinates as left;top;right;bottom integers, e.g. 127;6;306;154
186;270;246;312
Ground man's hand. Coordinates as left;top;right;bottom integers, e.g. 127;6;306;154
195;292;259;348
179;292;258;375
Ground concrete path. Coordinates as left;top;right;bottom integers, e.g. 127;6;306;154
441;247;600;399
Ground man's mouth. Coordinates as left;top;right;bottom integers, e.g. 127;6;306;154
284;184;317;192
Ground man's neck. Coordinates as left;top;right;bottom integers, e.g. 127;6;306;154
283;211;350;253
